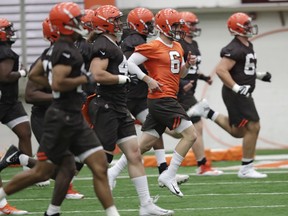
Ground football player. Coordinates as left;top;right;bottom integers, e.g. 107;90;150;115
172;11;223;176
0;2;120;216
188;12;271;178
107;7;189;190
127;8;197;197
24;17;84;197
87;5;174;216
0;17;31;215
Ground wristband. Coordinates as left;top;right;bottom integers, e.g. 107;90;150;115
118;75;128;84
232;83;240;93
18;69;27;77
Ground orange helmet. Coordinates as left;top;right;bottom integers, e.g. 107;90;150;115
49;2;88;37
0;18;17;42
127;8;155;36
180;11;201;37
81;9;94;32
42;18;59;43
92;5;123;35
155;8;185;40
227;12;258;37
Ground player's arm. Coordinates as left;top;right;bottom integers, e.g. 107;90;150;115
128;52;162;92
29;58;49;87
215;57;236;88
25;79;52;105
51;64;87;92
0;59;26;82
90;57;124;85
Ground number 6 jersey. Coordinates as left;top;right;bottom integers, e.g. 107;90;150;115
134;38;184;99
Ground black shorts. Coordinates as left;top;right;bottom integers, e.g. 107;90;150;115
0;101;28;127
127;98;147;118
31;107;47;143
89;97;136;152
222;85;260;127
142;97;190;135
39;106;102;165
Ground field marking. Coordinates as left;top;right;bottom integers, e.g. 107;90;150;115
6;204;287;215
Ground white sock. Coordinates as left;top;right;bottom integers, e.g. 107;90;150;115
166;151;183;178
154;149;166;166
131;176;150;206
0;197;7;208
211;111;219;121
46;204;60;215
109;154;127;178
19;154;29;166
105;205;120;216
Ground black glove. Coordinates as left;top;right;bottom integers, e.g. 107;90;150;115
198;74;211;82
82;71;95;84
127;74;139;85
260;72;272;82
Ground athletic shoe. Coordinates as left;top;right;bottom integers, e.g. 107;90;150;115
139;198;174;216
196;164;224;176
175;174;189;184
0;145;21;172
159;174;189;187
186;99;210;118
44;212;60;216
158;171;183;198
65;184;84;199
107;169;116;191
238;163;267;179
35;180;51;187
0;203;28;215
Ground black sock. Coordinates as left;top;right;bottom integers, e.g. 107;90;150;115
197;157;207;167
242;160;253;165
158;162;168;174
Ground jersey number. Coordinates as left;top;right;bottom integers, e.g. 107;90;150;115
169;51;181;74
244;53;257;75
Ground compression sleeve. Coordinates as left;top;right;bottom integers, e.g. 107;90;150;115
128;52;148;80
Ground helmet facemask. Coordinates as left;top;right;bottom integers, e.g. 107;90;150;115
239;21;258;38
169;20;185;41
62;9;88;38
184;22;201;37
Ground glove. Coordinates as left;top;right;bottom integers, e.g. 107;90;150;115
232;84;251;97
257;71;271;82
82;71;95;84
127;74;139;85
118;74;139;85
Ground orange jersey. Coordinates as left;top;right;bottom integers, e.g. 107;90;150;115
134;39;184;99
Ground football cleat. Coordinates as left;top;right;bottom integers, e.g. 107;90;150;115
186;99;210;118
0;145;21;172
158;171;183;198
158;174;189;187
139;198;174;216
238;163;267;179
65;184;84;199
0;203;28;215
44;212;60;216
175;174;189;185
35;180;51;187
196;164;224;176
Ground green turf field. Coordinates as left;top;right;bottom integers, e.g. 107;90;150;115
1;149;287;216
